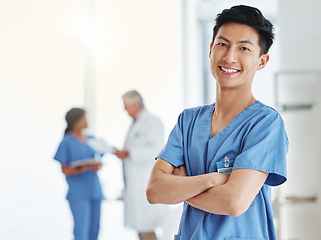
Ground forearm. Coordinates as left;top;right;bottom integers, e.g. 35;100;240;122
186;185;235;216
147;168;215;204
61;165;89;176
186;169;269;217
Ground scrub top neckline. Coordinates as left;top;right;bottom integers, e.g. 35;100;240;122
209;100;261;140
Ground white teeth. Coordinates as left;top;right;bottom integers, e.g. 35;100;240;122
221;67;239;73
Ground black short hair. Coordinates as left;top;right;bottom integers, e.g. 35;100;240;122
212;5;274;55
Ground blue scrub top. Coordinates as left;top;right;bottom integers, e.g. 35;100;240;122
157;101;288;240
54;133;103;202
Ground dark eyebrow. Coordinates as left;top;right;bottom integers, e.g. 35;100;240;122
239;40;254;45
217;36;230;43
216;35;254;45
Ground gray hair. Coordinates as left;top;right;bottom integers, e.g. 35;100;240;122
122;90;145;108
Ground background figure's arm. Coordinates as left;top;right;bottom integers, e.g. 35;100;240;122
186;168;268;217
113;148;129;160
146;158;229;204
61;164;92;176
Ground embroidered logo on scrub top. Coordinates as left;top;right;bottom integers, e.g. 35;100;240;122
216;156;235;175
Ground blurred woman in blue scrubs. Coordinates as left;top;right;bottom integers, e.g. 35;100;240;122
54;108;103;240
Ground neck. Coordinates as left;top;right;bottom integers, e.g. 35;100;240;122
70;129;84;139
133;107;143;119
214;85;256;118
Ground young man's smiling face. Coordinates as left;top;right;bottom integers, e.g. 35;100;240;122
210;22;269;90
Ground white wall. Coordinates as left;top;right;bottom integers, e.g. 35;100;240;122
279;0;321;70
0;0;183;239
277;1;321;239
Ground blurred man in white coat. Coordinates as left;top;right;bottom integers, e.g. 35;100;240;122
114;90;166;240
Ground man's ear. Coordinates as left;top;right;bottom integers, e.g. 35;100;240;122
209;43;213;59
257;53;269;70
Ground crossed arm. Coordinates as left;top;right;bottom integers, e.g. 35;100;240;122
146;158;268;217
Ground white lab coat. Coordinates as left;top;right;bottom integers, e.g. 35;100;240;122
123;109;166;232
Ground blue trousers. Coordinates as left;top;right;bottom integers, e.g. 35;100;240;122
69;199;101;240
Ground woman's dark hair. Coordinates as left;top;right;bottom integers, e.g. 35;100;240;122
64;108;86;134
212;5;274;55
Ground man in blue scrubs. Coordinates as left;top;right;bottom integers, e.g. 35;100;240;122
146;5;288;240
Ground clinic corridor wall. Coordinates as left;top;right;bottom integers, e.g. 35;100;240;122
276;1;321;239
279;0;321;70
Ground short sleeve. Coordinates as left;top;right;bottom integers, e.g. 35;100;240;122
156;112;185;167
233;112;288;186
54;140;70;165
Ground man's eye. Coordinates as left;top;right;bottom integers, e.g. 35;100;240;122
218;43;227;47
240;47;250;51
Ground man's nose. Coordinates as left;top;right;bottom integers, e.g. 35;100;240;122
222;47;238;63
